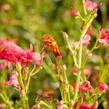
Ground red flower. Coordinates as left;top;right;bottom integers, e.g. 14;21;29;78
97;82;108;93
72;66;78;73
0;39;42;66
74;102;93;109
0;39;32;65
85;0;97;11
72;81;92;92
86;26;92;36
72;82;76;90
71;9;78;16
79;81;92;92
98;29;109;45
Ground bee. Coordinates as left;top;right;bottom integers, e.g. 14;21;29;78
43;33;61;57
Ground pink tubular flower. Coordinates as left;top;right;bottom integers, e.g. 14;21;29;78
5;71;20;88
0;39;42;66
74;102;93;109
85;0;97;11
72;82;76;90
72;81;92;92
86;26;92;36
0;39;32;65
82;34;91;45
32;53;41;66
97;82;108;93
98;29;109;45
79;81;92;92
71;9;78;16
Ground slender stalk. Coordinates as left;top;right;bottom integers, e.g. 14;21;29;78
26;66;42;93
17;68;29;109
31;66;42;76
26;65;36;92
43;62;57;81
63;32;78;67
0;93;13;109
73;40;82;103
40;101;53;109
19;70;25;91
91;40;98;51
83;0;87;15
63;66;71;102
73;11;97;103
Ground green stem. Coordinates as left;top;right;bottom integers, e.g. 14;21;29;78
26;66;42;93
19;70;25;91
18;69;29;109
0;93;13;109
73;11;97;103
73;41;82;103
26;65;36;92
63;67;71;103
81;11;97;38
91;40;98;51
83;0;87;15
63;32;78;67
31;66;42;76
43;62;57;81
40;101;53;109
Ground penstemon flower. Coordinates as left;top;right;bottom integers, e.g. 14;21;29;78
71;9;78;16
5;71;20;88
98;29;109;45
0;39;32;65
97;82;108;93
32;53;41;66
72;66;78;73
72;81;92;92
0;39;41;66
79;81;92;92
85;0;98;11
82;34;91;45
0;0;108;109
74;102;93;109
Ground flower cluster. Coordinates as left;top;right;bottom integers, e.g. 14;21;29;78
97;82;108;93
74;102;93;109
85;0;98;11
0;39;41;66
72;81;92;92
98;29;109;46
72;79;108;108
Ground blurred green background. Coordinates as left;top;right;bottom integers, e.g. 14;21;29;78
0;0;109;108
